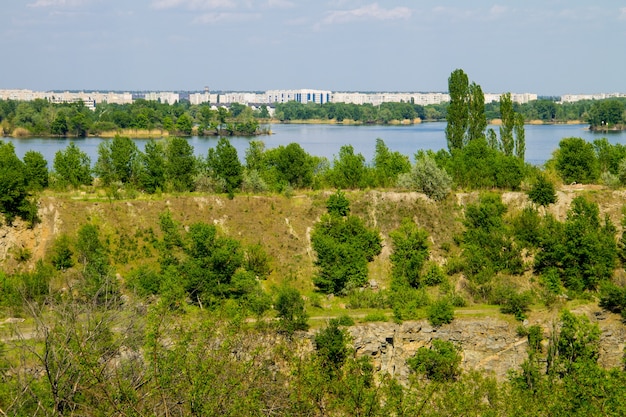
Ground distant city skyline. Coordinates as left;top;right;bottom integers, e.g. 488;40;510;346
2;1;625;96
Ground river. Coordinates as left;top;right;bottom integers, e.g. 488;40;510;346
4;122;626;167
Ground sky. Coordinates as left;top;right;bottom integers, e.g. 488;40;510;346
2;0;625;96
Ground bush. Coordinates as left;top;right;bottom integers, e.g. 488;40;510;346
345;289;389;309
554;137;599;184
390;286;430;321
407;339;462;382
126;265;161;297
362;312;388;322
390;218;430;288
527;173;557;207
499;290;533;321
326;189;350;216
50;234;74;270
422;262;446;286
315;320;348;373
275;286;309;334
427;299;455;326
397;154;452;201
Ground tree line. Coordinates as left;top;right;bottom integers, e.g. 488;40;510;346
2;93;624;138
0;99;263;137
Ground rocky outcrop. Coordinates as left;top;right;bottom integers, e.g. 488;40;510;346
347;312;626;383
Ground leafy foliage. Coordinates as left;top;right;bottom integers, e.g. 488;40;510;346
535;196;617;292
0;141;31;224
206;137;243;196
315;320;349;374
53;142;93;188
389;218;430;288
527;172;557;207
408;339;462;382
397;153;452;201
275;286;309;334
427;299;455;326
312;194;381;294
461;193;523;283
554;137;599;184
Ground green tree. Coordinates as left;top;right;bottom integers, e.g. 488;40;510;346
527;172;557;207
427;299;455;326
207;137;243;196
389;218;430;288
53;142;93;188
373;138;410;187
446;68;470;152
50;234;74;270
50;113;69;136
312;195;382;294
328;144;368;189
467;82;487;143
515;112;526;161
138;139;166;193
408;339;462;382
499;93;515;156
0;141;29;223
325;189;350;217
275;286;309;334
535;196;617;292
165;137;196;192
397;153;452;201
554;137;599;184
462;193;523;283
23;150;49;190
175;113;193;135
315;320;349;374
547;310;600;377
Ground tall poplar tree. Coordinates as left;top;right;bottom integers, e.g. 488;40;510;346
515;113;526;161
445;69;469;152
499;93;515;156
467;82;487;144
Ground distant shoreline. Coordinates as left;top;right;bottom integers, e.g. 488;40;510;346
3;120;600;139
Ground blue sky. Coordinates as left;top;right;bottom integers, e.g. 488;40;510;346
2;0;625;95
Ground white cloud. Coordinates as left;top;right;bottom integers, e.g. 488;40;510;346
265;0;294;9
488;5;507;18
321;2;411;25
620;8;626;20
28;0;90;7
193;12;260;23
152;0;236;10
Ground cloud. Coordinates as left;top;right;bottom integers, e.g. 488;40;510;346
28;0;90;7
193;12;261;23
321;3;411;25
152;0;236;10
265;0;294;9
620;7;626;20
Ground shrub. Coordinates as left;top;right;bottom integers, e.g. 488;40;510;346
422;262;446;286
126;265;162;297
527;173;557;207
363;312;388;322
554;137;599;184
326;189;350;216
427;299;455;326
407;339;462;382
275;286;309;334
390;286;430;321
345;289;389;309
397;155;452;201
50;234;74;270
390;219;430;288
315;320;348;373
499;290;533;321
